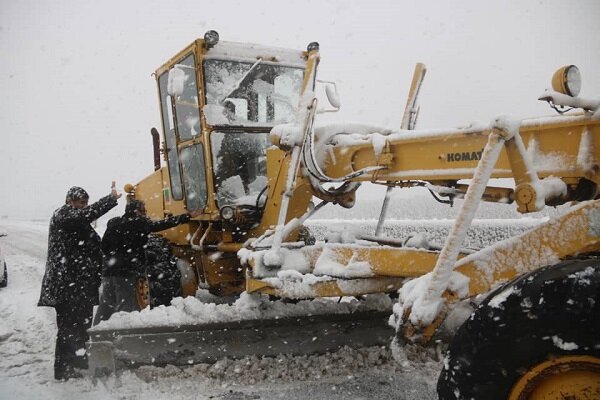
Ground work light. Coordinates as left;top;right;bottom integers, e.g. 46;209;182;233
552;65;581;97
204;30;220;49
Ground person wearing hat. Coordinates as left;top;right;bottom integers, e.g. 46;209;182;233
38;182;121;380
92;199;192;324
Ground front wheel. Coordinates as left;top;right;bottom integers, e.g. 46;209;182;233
437;259;600;400
135;277;150;310
508;355;600;399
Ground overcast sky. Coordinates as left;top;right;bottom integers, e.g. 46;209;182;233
1;0;599;219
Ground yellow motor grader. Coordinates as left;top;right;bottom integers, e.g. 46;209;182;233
92;31;600;399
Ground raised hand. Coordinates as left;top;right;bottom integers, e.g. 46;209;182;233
111;181;122;200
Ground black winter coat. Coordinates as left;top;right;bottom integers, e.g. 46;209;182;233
38;195;118;308
145;234;182;307
101;213;190;277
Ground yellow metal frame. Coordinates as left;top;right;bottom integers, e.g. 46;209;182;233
323;115;600;188
130;36;600;316
457;200;600;296
246;197;600;299
248;114;600;299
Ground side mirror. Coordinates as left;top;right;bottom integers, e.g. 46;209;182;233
316;80;341;113
325;83;341;109
167;66;186;97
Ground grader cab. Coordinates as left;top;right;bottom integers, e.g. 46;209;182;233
130;31;319;296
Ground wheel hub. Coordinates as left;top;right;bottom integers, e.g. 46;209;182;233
136;277;150;309
509;355;600;400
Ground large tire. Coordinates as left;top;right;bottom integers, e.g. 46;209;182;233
0;262;7;287
437;259;600;400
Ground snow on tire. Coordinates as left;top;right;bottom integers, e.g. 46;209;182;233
437;259;600;400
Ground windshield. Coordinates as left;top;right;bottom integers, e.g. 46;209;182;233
211;131;268;208
203;59;304;127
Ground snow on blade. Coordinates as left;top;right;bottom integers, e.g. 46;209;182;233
93;291;394;331
390;270;469;329
243;246;311;278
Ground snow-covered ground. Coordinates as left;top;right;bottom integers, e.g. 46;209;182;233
0;219;443;400
0;207;550;399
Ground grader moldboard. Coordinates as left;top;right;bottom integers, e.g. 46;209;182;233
88;31;600;399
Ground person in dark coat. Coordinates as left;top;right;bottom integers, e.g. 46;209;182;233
92;199;191;324
38;183;120;380
145;234;183;308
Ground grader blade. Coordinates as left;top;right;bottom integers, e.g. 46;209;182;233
87;311;393;376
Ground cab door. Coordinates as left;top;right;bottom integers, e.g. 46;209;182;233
157;52;208;213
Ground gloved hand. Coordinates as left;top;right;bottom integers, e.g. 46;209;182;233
177;213;192;224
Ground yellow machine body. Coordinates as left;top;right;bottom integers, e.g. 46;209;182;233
130;35;600;310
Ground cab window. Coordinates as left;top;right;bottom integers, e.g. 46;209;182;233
180;143;208;211
211;131;268;207
173;54;201;141
158;72;183;200
203;59;303;126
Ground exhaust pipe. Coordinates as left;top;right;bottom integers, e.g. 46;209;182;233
151;127;161;171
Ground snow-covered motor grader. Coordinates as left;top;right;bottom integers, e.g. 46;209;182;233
89;31;600;399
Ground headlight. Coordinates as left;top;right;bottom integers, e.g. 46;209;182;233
220;206;235;221
551;65;581;97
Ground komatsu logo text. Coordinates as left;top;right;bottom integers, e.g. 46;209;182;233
447;150;484;162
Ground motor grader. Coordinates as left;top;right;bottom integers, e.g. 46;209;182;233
91;31;600;399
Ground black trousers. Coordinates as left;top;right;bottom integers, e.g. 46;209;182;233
92;276;138;325
54;302;93;379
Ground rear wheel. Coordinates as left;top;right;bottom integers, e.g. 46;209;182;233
135;277;150;310
437;259;600;400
